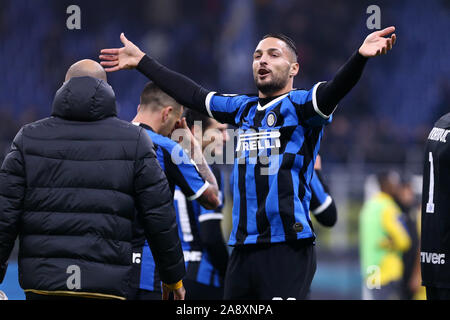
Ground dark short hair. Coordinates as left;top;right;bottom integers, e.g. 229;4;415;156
377;170;400;187
262;33;298;60
184;108;213;130
139;82;182;112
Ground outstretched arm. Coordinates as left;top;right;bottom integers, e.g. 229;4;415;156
316;26;397;117
99;33;209;114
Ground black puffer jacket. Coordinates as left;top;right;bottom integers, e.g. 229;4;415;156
0;76;185;299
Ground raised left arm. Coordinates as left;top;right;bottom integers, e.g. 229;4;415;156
315;26;397;117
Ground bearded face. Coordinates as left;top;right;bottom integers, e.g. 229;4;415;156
252;37;298;97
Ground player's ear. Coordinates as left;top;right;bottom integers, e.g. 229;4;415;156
162;106;172;122
290;62;299;78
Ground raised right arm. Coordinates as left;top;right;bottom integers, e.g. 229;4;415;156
100;33;210;115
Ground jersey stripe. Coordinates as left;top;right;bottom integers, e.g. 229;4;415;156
235;163;248;244
277;153;297;241
255;161;271;243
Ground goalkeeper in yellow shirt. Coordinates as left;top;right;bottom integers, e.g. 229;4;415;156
360;171;411;299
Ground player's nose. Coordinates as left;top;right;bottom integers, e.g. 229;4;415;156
259;53;269;65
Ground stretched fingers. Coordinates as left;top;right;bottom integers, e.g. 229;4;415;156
100;48;120;55
99;54;118;61
391;34;397;46
100;60;118;67
103;66;121;73
377;26;395;37
386;38;392;51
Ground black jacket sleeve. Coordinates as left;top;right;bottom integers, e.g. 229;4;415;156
199;219;229;278
316;50;368;116
133;128;185;284
0;128;26;283
136;55;210;115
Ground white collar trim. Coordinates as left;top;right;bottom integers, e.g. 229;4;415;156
257;93;289;111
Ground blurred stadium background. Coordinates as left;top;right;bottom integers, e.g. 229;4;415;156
1;0;449;300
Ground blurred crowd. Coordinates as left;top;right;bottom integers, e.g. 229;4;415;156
1;0;449;166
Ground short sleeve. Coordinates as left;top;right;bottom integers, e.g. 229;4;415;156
205;92;254;125
164;143;209;201
198;167;224;222
291;82;335;127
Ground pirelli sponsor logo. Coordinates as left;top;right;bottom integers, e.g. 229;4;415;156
421;251;446;265
235;131;281;152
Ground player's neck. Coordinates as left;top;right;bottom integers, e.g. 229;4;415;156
258;83;293;99
132;114;162;134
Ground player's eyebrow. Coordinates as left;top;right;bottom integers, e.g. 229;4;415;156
253;48;283;56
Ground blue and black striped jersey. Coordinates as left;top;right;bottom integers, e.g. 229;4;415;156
174;165;226;288
132;123;208;292
205;84;334;245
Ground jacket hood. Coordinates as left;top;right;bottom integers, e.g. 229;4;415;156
51;76;117;121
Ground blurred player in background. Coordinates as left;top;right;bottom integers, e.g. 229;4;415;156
129;83;220;300
175;109;230;300
100;26;396;299
421;113;450;300
394;178;423;299
360;170;411;299
0;60;185;300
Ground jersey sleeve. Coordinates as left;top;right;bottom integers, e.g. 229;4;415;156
198;166;224;221
291;82;336;127
309;170;332;215
163;142;209;201
205;92;253;125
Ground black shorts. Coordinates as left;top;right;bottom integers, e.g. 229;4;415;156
223;240;316;300
183;278;224;300
426;286;450;300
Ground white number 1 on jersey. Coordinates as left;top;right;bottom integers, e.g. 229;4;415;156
426;151;435;213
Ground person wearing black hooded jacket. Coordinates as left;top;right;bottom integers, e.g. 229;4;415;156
0;59;185;300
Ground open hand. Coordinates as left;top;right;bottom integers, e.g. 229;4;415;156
359;26;396;57
99;33;145;72
162;284;186;300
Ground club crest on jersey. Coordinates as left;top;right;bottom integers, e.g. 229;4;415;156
266;112;277;127
235;130;281;152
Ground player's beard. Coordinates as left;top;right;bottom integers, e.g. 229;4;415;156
254;69;290;96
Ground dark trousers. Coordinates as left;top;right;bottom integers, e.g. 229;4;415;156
224;241;316;300
127;287;162;300
25;292;97;300
426;286;450;300
184;278;224;300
